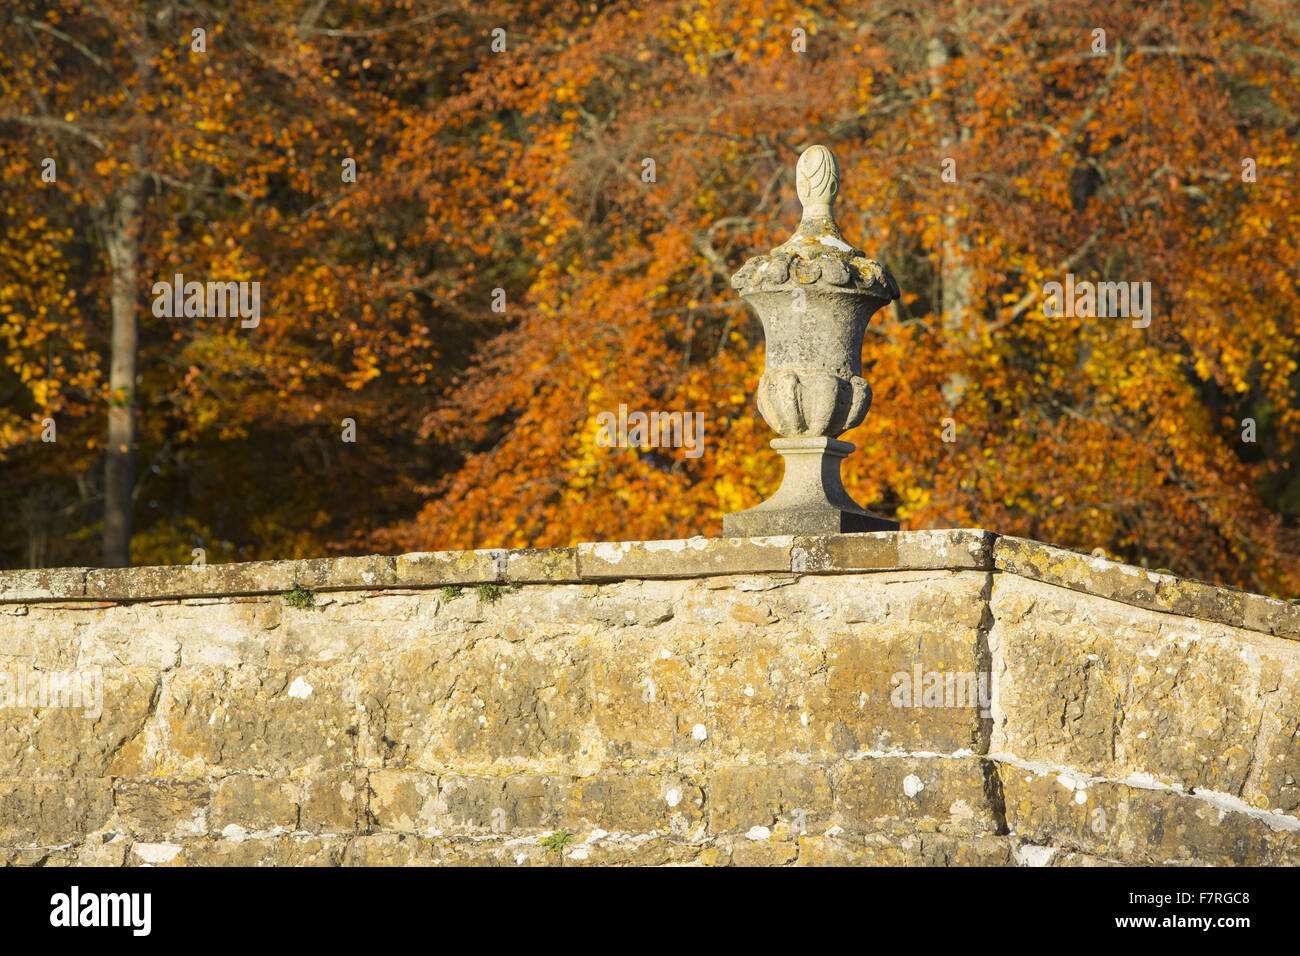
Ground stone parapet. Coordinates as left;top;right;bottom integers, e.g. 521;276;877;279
2;530;1294;643
1;530;1297;866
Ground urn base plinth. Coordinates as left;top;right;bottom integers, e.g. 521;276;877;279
722;437;898;538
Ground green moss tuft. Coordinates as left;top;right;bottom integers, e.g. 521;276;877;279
284;586;315;609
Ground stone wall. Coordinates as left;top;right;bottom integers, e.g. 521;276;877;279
1;530;1297;866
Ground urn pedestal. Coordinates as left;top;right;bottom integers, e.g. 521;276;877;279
722;145;900;538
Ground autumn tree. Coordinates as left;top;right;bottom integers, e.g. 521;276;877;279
0;0;486;566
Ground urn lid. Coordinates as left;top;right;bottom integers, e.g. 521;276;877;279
730;145;899;301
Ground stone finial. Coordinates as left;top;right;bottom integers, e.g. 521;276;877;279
795;145;839;218
723;145;901;537
731;146;899;301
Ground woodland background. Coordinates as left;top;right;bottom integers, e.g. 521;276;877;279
1;0;1298;597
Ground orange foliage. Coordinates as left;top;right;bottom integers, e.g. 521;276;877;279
1;0;1298;595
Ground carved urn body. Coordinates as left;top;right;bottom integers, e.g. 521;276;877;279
723;145;900;537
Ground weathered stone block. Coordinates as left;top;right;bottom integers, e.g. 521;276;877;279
436;773;550;832
720;832;801;866
506;548;580;583
578;536;793;580
170;600;280;668
87;560;298;602
795;832;1016;866
0;777;113;845
588;631;707;770
0;669;159;777
707;765;834;834
361;643;593;774
1240;593;1300;641
992;537;1291;638
792;529;993;574
832;756;999;836
182;833;347;866
0;567;88;603
809;621;984;756
114;779;210;840
394;550;505;587
561;835;703;867
564;773;706;834
211;775;299;831
998;764;1300;866
153;667;358;777
0;606;82;668
77;607;183;668
990;574;1300;814
292;555;397;591
343;832;436;866
367;769;443;834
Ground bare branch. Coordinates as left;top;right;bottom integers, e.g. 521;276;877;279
994;227;1106;328
15;16;114;73
298;9;454;38
0;113;107;150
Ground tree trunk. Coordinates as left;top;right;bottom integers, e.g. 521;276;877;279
101;13;155;568
101;160;147;568
927;33;974;338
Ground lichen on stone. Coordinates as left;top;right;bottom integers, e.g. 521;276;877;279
730;217;898;299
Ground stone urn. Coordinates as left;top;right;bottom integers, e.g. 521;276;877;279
723;145;900;537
